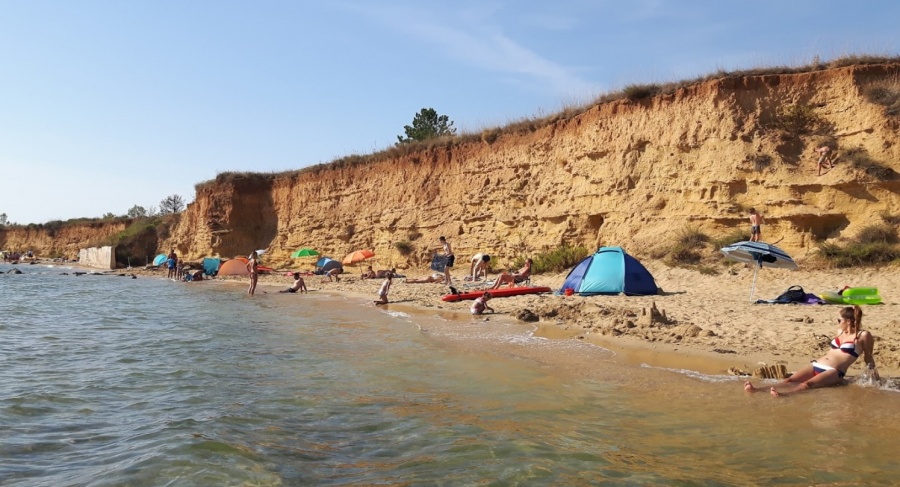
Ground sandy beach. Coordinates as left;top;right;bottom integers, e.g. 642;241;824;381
47;254;896;383
113;258;899;383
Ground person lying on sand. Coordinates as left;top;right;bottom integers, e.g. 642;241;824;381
744;305;878;397
375;268;397;278
405;273;445;284
279;272;308;294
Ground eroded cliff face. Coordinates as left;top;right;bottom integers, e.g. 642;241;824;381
162;64;900;269
0;221;129;260
8;64;899;270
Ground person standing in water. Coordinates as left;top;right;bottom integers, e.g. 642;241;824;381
749;208;764;242
374;274;392;305
246;251;259;295
744;305;878;397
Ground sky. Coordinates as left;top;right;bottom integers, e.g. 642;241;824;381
1;1;898;224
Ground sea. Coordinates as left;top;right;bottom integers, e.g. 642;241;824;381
2;262;899;486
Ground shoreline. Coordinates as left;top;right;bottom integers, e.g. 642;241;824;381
21;258;899;381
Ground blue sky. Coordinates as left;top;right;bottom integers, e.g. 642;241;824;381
1;0;897;224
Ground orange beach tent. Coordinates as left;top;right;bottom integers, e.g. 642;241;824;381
218;259;250;276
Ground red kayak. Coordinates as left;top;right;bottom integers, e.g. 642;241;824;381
441;286;553;302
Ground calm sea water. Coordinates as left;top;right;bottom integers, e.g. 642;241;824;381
2;263;898;486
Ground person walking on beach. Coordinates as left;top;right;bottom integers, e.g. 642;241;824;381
439;236;455;291
744;305;878;397
749;209;763;242
246;251;260;295
374;274;392;305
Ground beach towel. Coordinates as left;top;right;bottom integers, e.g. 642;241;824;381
430;254;449;272
755;286;824;305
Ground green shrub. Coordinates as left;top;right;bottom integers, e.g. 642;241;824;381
862;76;900;117
394;241;414;256
855;223;898;244
697;265;720;275
511;244;590;274
711;229;751;250
817;241;900;267
770;104;820;135
879;212;900;225
749;153;774;172
623;83;661;101
665;243;702;265
674;226;709;247
843;147;900;181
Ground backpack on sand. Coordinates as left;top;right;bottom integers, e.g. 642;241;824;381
775;285;806;303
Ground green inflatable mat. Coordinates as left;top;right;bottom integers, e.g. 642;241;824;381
820;287;882;305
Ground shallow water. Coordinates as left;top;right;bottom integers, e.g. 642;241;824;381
1;263;898;486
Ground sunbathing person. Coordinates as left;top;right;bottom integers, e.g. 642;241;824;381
279;272;308;293
375;268;397;278
405;273;445;284
744;305;878;397
490;259;533;290
361;266;377;279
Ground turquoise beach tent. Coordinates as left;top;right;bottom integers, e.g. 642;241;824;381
202;257;221;276
153;254;168;266
560;247;658;296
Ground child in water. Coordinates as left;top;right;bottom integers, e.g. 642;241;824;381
375;274;392;305
470;292;494;315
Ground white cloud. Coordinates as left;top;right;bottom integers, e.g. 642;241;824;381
342;3;597;96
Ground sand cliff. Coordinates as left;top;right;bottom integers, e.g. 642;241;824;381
167;63;900;269
4;63;899;269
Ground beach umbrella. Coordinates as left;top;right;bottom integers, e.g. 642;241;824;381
721;241;798;301
152;254;168;266
342;249;375;265
291;248;320;258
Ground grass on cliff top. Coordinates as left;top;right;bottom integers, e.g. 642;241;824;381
194;53;900;191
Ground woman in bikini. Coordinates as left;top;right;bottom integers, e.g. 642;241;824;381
745;305;878;397
246;251;260;296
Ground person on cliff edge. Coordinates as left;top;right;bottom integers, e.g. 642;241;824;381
439;236;455;293
749;208;763;242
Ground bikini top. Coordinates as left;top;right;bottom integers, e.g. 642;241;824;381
831;335;861;358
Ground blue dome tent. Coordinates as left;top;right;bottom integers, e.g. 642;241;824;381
560;247;658;296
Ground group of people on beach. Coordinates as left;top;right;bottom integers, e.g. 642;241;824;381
228;217;883;396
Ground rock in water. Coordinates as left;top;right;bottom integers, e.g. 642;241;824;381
515;309;539;322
